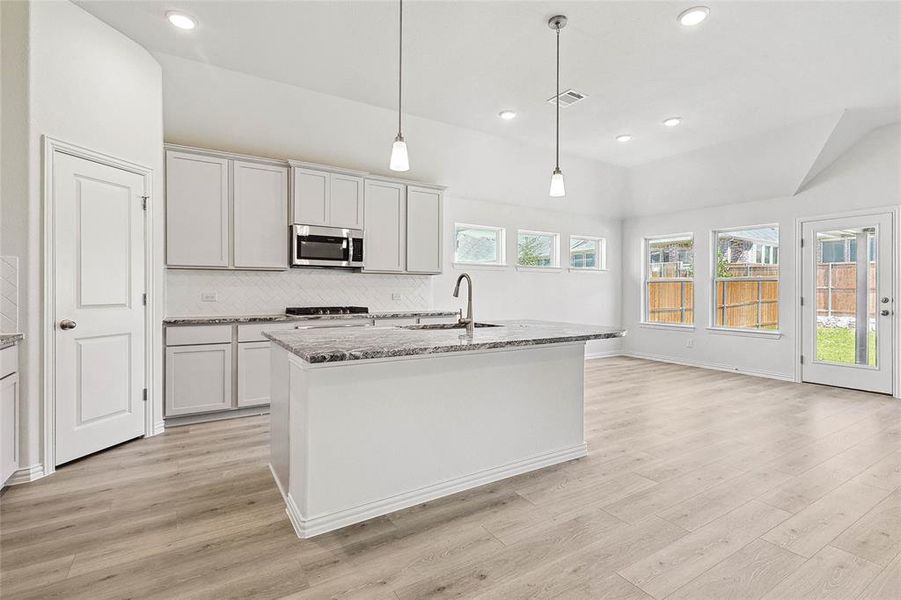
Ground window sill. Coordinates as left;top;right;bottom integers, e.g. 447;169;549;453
452;262;510;271
706;327;783;339
515;265;562;272
568;267;608;273
639;322;696;332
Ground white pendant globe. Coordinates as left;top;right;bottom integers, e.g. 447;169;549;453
549;169;566;198
390;138;410;172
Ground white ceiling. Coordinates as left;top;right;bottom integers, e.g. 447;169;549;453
76;1;900;167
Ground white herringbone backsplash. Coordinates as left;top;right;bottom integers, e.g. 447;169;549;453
166;269;433;316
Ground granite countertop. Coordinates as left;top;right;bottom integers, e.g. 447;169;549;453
163;310;460;326
0;333;24;350
265;320;625;364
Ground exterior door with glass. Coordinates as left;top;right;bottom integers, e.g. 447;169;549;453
801;213;894;394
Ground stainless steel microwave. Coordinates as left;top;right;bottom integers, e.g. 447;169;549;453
291;224;363;269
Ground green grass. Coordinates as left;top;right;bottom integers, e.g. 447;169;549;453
816;326;877;366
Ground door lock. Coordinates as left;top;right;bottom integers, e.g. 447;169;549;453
881;297;891;304
59;319;77;330
881;310;891;317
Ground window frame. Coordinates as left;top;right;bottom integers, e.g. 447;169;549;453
516;229;561;269
453;223;507;267
643;233;695;327
710;224;781;333
568;235;607;271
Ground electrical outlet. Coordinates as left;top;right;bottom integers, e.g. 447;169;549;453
391;293;402;301
686;339;694;348
201;292;218;302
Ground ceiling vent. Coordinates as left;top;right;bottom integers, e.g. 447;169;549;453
547;89;587;108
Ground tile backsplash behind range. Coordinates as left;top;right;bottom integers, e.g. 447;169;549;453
166;269;432;316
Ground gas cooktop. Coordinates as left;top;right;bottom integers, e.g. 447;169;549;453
285;306;369;316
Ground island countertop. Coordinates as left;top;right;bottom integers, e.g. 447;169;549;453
264;320;625;364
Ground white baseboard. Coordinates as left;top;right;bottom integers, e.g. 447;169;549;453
164;406;270;428
283;443;588;539
152;420;165;436
621;351;795;382
4;463;45;486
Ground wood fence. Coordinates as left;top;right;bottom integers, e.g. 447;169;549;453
647;262;875;329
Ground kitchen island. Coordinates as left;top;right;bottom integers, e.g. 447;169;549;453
266;320;625;538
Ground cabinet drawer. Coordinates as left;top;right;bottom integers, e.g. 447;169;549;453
237;322;299;343
1;346;18;380
166;325;233;346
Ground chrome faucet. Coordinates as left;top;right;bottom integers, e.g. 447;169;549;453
453;273;474;335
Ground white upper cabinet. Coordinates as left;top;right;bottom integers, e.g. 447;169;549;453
233;161;288;269
166;151;229;268
292;168;329;226
329;174;364;229
363;180;407;272
406;186;443;274
291;166;364;230
166;147;289;271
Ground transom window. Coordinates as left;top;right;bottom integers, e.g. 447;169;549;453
713;225;780;330
569;236;606;270
454;224;506;265
645;235;694;325
517;230;559;267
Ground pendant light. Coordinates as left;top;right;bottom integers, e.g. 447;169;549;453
389;0;410;171
548;15;567;198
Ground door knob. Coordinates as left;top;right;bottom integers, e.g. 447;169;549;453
59;319;77;330
880;310;891;317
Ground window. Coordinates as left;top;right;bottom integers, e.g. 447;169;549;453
713;225;779;330
517;230;559;267
569;236;606;270
645;235;694;325
454;224;505;265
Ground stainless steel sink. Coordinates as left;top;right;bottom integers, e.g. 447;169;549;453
401;322;502;331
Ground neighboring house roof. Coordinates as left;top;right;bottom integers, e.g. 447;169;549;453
720;228;779;246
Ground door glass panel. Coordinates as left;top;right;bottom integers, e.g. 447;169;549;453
814;227;877;367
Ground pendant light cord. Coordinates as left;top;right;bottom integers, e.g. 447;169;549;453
398;0;403;137
555;24;560;170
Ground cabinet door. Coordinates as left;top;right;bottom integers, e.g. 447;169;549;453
166;151;230;267
406;186;442;273
233;161;288;269
165;344;233;417
1;374;18;485
237;342;272;407
292;168;329;225
329;174;364;229
363;180;406;272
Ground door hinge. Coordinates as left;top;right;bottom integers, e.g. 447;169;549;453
142;388;148;402
800;355;804;365
141;195;150;210
800;296;804;306
142;293;147;306
800;237;804;248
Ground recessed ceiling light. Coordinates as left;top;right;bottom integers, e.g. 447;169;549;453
663;117;682;127
167;11;197;30
678;6;709;27
498;110;517;121
616;134;633;142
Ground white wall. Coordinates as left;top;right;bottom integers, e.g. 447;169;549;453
621;123;901;379
0;0;164;471
157;53;626;355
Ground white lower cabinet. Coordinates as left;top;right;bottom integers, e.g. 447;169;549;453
1;371;19;485
238;341;272;407
165;344;233;417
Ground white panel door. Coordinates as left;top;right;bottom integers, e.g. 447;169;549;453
406;186;442;273
166;151;229;267
801;213;894;394
233;161;288;269
329;174;364;229
293;168;329;225
363;180;406;272
237;341;272;407
54;153;146;465
165;344;233;416
1;373;19;484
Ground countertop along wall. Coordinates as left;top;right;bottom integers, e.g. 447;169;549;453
621;123;901;381
157;53;627;355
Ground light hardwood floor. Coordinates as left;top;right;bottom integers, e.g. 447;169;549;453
2;356;900;599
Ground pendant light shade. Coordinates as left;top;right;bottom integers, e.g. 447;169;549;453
390;135;410;172
548;15;567;198
389;0;410;171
